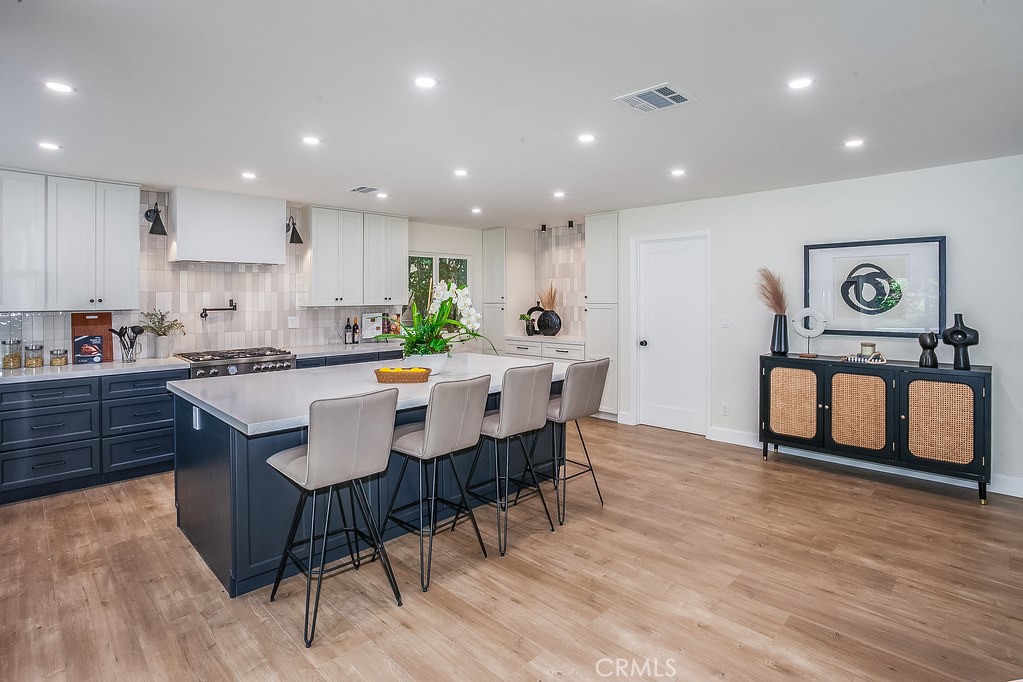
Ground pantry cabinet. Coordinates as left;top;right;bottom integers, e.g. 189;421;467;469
585;303;618;414
304;207;364;306
482;228;506;304
0;170;47;311
584;211;618;304
363;213;409;306
46;176;140;310
481;303;505;354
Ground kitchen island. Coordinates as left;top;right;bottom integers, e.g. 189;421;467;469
168;353;569;596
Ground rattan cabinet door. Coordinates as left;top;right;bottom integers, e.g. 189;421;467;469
898;373;986;476
761;359;823;446
823;366;896;460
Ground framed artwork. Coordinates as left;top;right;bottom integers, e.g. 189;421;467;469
804;236;946;337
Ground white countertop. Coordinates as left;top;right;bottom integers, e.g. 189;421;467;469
505;334;585;345
289;342;403;359
0;357;189;384
168;352;570;437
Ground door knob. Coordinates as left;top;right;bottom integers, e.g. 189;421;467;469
639;340;648;347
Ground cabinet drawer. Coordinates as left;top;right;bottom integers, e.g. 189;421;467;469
543;344;585;361
0;378;100;412
1;439;100;492
296;357;326;369
101;369;189;399
103;395;174;436
326;353;378;366
505;341;542;357
0;404;100;451
103;429;174;472
378;350;403;362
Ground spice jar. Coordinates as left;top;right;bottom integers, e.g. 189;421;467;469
24;342;44;368
2;339;23;369
49;349;69;366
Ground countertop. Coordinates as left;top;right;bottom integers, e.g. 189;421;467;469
504;334;585;344
0;357;189;384
168;352;570;437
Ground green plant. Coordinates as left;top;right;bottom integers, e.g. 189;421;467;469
377;281;494;357
519;313;531;321
139;308;186;337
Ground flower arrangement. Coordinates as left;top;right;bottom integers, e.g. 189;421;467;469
378;281;493;357
139;308;186;337
756;268;788;315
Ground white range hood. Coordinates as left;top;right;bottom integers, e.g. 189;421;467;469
168;187;286;264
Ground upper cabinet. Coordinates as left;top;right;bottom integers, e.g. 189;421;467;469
482;228;506;303
303;207;364;306
584;211;618;303
46;176;140;310
363;213;408;306
0;170;46;311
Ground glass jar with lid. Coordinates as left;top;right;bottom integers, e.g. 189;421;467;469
50;348;69;366
2;339;23;369
24;342;44;368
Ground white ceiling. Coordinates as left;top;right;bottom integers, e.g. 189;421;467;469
2;1;1022;229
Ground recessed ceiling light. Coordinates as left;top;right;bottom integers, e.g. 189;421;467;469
553;191;565;198
844;139;865;148
577;133;595;143
415;76;437;88
788;77;813;90
454;169;468;177
670;169;686;177
241;172;257;179
471;208;482;214
38;142;61;150
302;136;320;145
376;192;388;198
44;81;75;93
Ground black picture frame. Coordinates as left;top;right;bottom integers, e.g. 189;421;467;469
804;236;946;338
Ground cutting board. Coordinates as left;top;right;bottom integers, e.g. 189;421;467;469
71;312;113;363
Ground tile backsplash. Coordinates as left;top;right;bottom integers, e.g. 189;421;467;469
1;191;401;359
534;222;585;337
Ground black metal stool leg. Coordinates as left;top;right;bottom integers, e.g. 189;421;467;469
381;455;409;536
270;490;307;602
419;459;440;592
575;420;604;506
494;438;509;556
353;480;402;606
304;487;333;647
448;451;488;559
555;423;567;525
518;434;555;532
451;439;483;532
335;485;360;569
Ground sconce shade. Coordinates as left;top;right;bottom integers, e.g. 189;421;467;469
145;203;167;236
287;216;304;244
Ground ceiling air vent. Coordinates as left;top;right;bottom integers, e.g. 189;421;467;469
614;83;692;113
349;186;380;194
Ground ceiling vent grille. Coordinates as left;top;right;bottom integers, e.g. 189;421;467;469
614;83;692;113
349;186;380;194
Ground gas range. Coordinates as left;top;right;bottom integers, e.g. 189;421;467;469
176;347;296;379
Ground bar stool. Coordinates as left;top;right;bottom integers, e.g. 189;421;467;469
462;363;556;556
382;374;491;592
547;357;610;525
267;388;401;648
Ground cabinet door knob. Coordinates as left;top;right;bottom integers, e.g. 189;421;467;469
824;405;830;410
900;414;906;420
818;404;823;409
97;298;103;303
639;340;648;347
89;298;95;303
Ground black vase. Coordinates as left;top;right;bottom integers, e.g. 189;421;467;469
770;314;789;355
918;332;938;368
940;313;979;371
537;310;562;336
525;320;536;336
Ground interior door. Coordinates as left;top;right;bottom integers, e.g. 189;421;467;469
637;237;707;433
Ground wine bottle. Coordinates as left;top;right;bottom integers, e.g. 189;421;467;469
352;317;360;344
344;318;353;345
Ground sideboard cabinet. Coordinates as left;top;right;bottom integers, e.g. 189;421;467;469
759;354;991;503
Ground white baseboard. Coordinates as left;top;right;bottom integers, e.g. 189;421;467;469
704;427;1023;499
591;411;618;422
616;411;637;426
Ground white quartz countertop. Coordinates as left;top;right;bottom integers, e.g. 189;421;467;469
289;343;403;359
168;353;570;437
0;357;189;384
505;334;585;344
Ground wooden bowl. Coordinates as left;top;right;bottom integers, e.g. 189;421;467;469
374;367;432;384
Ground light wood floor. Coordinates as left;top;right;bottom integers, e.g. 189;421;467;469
2;419;1021;681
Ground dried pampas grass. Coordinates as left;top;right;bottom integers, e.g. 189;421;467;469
756;268;788;315
538;282;559;310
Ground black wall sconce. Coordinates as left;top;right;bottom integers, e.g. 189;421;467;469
286;215;303;244
145;202;167;236
568;220;574;229
540;224;547;233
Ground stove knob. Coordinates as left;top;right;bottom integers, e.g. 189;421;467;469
253;363;263;372
276;362;288;370
209;368;220;376
281;363;292;370
227;365;238;375
195;369;207;378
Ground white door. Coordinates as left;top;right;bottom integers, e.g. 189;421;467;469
47;176;98;310
95;182;140;310
637;237;708;433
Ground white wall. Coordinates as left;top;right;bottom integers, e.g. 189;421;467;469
616;154;1023;490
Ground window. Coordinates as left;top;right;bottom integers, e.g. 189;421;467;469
408;254;469;315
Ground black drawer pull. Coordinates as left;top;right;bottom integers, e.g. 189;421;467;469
30;390;66;399
132;410;163;417
31;460;66;470
30;422;66;431
131;381;161;389
554;349;569;353
516;346;530;350
132;444;163;454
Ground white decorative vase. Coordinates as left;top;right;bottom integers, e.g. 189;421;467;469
154;335;171;359
403;352;450;374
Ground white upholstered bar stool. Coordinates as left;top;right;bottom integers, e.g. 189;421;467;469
267;388;401;648
382;374;491;592
547;357;610;525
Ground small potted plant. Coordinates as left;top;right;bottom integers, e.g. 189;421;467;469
140;308;186;359
519;313;536;336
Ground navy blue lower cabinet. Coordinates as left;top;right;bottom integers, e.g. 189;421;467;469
102;395;175;436
325;352;379;366
103;428;175;472
101;369;189;399
0;377;100;411
0;439;101;492
378;349;403;362
295;357;326;369
0;403;100;452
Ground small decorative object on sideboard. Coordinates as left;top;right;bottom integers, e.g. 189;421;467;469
918;332;939;368
536;282;562;336
941;313;979;371
841;351;887;364
140;308;186;359
756;268;789;355
790;307;826;358
519;313;536;336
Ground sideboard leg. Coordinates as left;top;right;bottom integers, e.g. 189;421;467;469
762;441;768;460
979;481;988;505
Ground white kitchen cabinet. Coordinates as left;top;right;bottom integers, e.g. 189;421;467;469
364;213;408;306
0;170;46;311
304;207;364;306
585;303;618;414
482;227;505;304
584;211;618;304
481;303;505;355
46;176;140;310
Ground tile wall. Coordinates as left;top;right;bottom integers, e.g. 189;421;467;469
1;191;401;359
534;222;586;337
